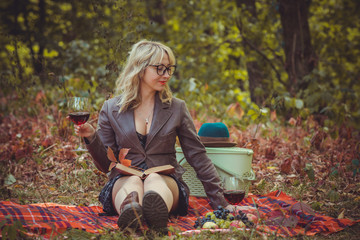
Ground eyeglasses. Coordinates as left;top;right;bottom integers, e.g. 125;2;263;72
149;64;176;76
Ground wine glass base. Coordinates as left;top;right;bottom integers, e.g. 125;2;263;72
72;147;88;152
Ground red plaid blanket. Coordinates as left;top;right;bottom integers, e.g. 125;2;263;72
1;191;358;238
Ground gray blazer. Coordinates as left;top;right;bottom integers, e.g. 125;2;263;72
86;93;228;209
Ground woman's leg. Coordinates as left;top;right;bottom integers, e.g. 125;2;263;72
162;175;180;212
142;173;180;230
112;175;144;215
143;173;179;212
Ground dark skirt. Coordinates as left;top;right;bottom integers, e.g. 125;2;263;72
98;163;189;216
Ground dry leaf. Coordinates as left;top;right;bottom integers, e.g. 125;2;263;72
337;209;345;219
270;110;277;122
120;159;132;167
107;147;131;171
288;117;296;126
226;102;244;120
310;130;326;150
118;148;130;162
107;147;117;163
265;147;276;160
108;162;117;171
280;158;292;174
290;202;315;216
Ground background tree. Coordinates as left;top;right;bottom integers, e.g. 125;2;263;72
279;0;316;94
0;0;359;130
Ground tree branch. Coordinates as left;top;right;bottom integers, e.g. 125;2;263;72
235;16;287;87
242;33;287;87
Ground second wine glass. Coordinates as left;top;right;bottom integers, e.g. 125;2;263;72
68;97;90;152
223;176;246;205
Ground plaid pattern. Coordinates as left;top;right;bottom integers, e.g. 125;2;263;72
1;191;358;238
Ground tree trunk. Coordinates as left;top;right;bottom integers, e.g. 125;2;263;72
279;0;316;94
145;0;168;40
246;61;264;104
235;0;265;106
35;0;46;84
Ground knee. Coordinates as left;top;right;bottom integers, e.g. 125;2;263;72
126;175;143;185
144;173;162;183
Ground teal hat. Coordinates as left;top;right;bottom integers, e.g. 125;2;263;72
198;122;236;147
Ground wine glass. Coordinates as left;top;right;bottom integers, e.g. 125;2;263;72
67;97;90;152
223;176;246;205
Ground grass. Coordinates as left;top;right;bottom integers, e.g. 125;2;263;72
2;152;359;239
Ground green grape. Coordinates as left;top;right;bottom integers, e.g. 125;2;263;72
196;210;246;229
224;221;231;229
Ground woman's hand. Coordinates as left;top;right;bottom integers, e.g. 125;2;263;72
67;115;96;140
75;123;96;140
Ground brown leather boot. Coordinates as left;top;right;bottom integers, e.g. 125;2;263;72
142;190;168;232
117;191;143;230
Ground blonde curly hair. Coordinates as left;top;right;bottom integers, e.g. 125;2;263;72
115;40;175;112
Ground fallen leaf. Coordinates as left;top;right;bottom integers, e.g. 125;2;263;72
280;158;292;174
288;117;296;126
290;202;315;216
337;209;345;219
310;130;327;150
265;147;276;160
5;174;16;186
41;136;53;148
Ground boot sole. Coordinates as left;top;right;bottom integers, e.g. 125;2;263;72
142;191;169;230
117;202;143;230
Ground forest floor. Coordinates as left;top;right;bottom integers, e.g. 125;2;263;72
1;93;359;239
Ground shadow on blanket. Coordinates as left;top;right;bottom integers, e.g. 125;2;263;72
0;190;358;238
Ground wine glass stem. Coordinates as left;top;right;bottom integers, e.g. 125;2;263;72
75;124;87;151
78;135;83;149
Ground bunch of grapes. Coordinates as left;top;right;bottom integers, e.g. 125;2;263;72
193;205;254;229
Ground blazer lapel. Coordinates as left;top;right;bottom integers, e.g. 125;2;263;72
145;94;172;149
112;106;145;154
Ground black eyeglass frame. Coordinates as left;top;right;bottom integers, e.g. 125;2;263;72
149;64;177;76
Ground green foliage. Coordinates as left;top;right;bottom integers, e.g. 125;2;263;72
4;174;16;186
349;159;360;177
304;163;315;181
0;0;359;131
330;164;339;177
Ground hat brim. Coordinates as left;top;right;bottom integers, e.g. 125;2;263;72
202;141;237;147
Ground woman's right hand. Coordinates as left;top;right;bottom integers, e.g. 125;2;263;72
74;122;96;140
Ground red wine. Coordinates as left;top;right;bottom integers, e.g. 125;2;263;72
224;190;245;205
68;112;90;125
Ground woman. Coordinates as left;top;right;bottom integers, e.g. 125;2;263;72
75;40;236;231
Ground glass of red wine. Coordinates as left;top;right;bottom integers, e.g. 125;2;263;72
68;97;90;152
223;176;246;205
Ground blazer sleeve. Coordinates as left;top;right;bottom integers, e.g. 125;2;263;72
86;100;118;173
177;100;229;209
